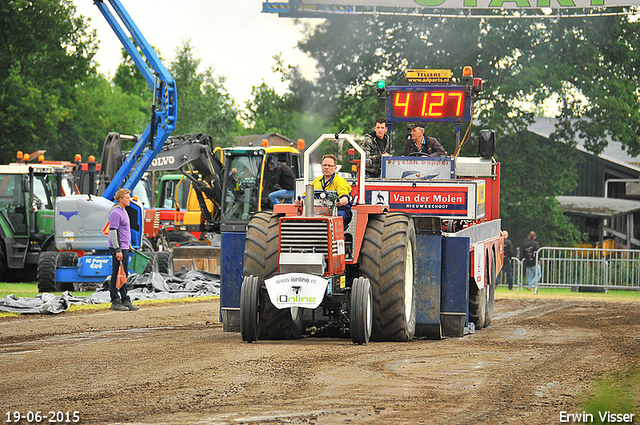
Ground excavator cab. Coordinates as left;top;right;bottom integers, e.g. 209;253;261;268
259;149;302;210
222;152;263;221
221;146;302;223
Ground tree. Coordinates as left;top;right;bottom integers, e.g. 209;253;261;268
50;74;149;160
497;132;583;247
0;0;97;163
169;41;240;147
242;82;297;136
113;47;151;100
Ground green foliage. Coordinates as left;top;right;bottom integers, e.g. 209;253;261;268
551;17;640;156
579;368;640;423
0;0;97;163
169;41;240;147
242;81;298;137
497;132;583;247
113;48;150;99
251;55;328;143
53;75;148;159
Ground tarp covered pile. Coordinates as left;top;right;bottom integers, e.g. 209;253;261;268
0;268;220;315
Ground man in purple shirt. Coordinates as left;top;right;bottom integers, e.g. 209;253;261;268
108;188;139;311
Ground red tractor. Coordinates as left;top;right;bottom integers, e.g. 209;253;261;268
240;133;502;344
241;134;389;344
238;68;503;344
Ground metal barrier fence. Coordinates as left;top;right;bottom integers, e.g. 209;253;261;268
501;247;640;290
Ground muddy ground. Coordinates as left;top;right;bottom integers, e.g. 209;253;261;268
1;294;639;425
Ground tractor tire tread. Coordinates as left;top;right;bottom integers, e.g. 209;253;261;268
371;213;416;342
37;252;59;293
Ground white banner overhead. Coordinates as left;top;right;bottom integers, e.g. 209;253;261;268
307;0;638;8
262;0;639;16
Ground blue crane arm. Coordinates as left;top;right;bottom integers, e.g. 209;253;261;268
93;0;177;201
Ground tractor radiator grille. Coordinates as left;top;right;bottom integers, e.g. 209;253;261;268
280;220;332;255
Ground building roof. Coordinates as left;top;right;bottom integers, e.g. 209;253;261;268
557;195;640;218
528;118;640;173
235;133;294;147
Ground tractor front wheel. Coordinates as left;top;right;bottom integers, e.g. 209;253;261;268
240;275;261;342
144;251;157;274
244;212;302;340
351;277;372;345
37;252;59;292
156;251;174;275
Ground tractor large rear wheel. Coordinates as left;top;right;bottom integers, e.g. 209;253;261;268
358;214;384;287
469;258;489;329
243;212;302;340
484;252;496;327
372;213;416;342
358;213;383;336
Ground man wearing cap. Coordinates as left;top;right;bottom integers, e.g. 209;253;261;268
402;122;446;157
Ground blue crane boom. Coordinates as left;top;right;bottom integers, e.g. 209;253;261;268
93;0;177;201
46;0;178;289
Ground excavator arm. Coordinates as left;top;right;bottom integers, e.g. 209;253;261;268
147;134;225;229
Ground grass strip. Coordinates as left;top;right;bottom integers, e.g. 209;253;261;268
577;367;640;424
495;286;640;302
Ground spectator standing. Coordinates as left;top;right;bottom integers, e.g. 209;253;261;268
502;230;517;290
108;188;139;311
522;231;541;293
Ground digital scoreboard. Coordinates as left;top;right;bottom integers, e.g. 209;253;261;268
387;86;471;123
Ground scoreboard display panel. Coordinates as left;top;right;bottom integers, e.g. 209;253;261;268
387;86;472;123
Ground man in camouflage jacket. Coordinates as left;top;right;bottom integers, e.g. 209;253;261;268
361;118;391;178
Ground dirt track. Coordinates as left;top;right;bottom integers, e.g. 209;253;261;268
1;295;639;425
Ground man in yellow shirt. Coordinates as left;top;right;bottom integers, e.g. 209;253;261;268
295;154;352;230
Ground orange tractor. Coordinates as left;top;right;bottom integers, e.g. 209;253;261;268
237;68;503;344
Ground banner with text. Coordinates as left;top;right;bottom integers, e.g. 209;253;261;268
365;181;484;219
304;0;638;9
382;157;454;180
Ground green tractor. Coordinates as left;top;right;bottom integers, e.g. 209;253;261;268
0;163;76;283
